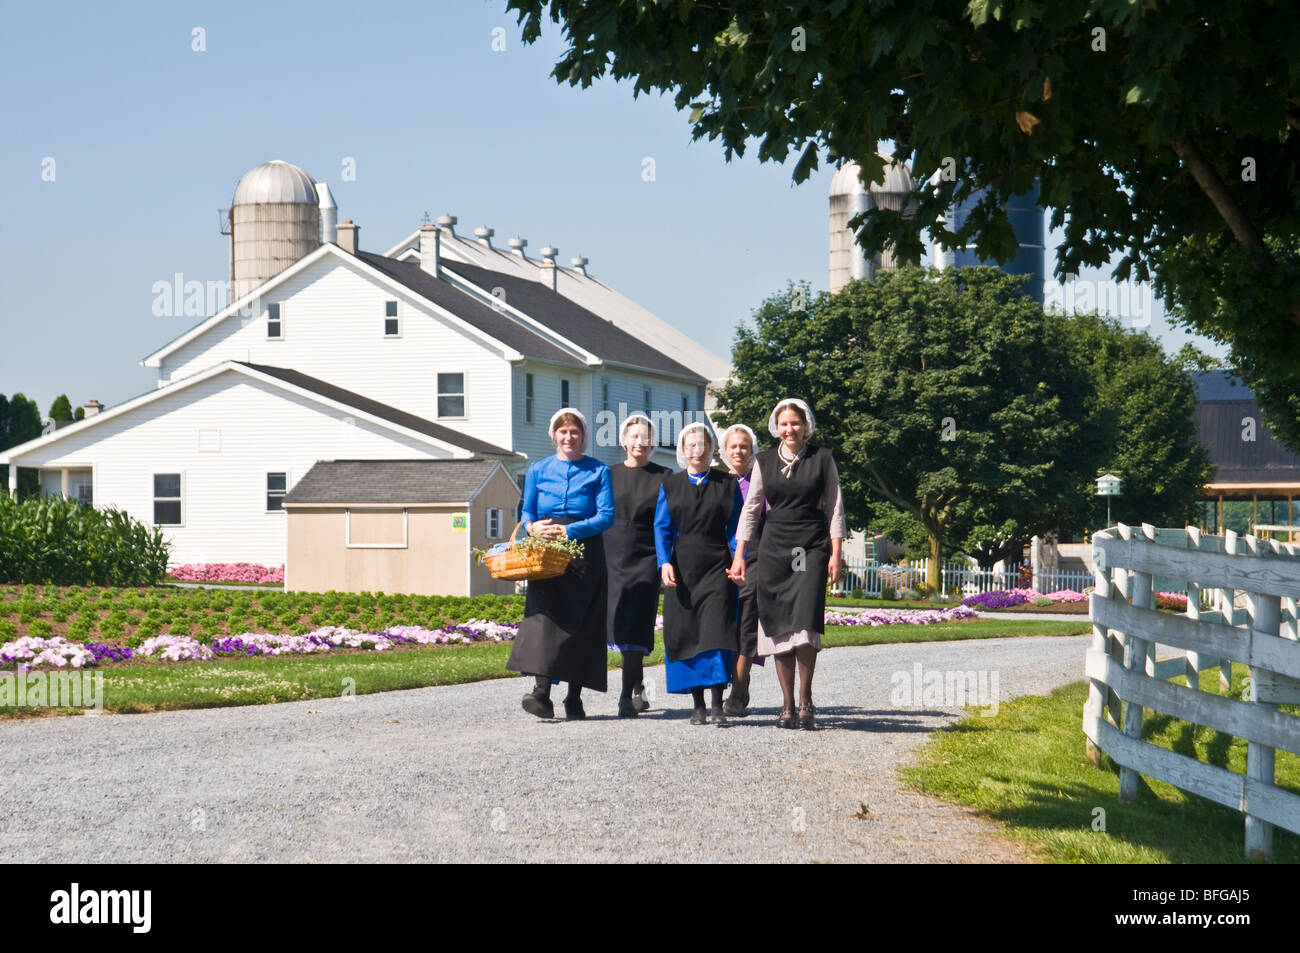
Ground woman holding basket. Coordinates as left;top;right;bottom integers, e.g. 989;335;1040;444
506;408;615;720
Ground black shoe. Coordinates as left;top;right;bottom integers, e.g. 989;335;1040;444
690;706;707;726
522;692;554;719
777;706;796;729
564;698;586;720
799;702;816;730
722;688;748;718
710;704;727;725
631;685;651;712
617;697;639;718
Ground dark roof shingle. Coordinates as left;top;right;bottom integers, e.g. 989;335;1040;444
283;459;512;505
356;252;581;366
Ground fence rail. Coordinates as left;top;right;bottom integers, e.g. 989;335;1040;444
1083;523;1300;859
833;559;1094;598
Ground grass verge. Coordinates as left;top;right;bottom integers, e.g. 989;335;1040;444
0;619;1088;719
901;667;1300;863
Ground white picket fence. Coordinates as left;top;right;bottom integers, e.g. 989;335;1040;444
833;559;1094;597
1084;523;1300;859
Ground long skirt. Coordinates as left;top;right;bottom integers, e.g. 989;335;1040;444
506;530;608;692
755;517;828;657
605;519;660;654
663;533;738;691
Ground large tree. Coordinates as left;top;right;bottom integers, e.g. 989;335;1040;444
507;0;1300;449
1060;314;1215;534
0;393;43;499
715;266;1099;591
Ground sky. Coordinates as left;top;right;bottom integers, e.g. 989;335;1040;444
1;0;1229;418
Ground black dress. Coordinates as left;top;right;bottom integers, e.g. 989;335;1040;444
605;461;670;653
660;468;740;684
754;445;832;647
736;471;765;661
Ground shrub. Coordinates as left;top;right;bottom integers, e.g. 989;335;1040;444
0;493;170;586
1032;596;1054;607
881;586;897;601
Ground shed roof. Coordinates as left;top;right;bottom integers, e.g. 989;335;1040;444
283;459;514;505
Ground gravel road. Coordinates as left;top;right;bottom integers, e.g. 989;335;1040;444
0;634;1090;863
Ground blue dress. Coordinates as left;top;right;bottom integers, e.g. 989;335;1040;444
654;469;743;693
505;454;615;690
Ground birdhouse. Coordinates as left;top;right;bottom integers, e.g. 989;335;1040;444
1095;473;1122;496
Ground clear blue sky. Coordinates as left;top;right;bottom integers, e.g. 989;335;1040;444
1;0;1228;417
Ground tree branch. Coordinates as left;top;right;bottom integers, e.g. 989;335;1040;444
1170;135;1267;257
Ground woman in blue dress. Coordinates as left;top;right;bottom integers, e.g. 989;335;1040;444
655;421;745;725
506;407;615;720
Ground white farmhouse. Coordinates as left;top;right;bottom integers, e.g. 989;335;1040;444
0;159;730;573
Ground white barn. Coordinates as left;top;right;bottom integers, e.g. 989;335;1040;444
0;159;731;571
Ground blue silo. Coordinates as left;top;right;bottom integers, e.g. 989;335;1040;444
941;182;1046;303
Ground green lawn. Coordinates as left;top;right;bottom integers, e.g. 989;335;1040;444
901;666;1300;863
0;618;1088;718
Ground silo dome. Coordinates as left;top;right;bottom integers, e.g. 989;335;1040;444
233;159;319;205
829;152;917;291
229;160;322;301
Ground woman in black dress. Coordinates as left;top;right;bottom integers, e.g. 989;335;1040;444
605;414;670;717
656;421;745;725
719;423;765;718
730;399;845;730
506;408;615;720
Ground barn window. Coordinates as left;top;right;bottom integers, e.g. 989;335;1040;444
486;507;503;539
560;379;570;407
525;373;534;423
267;302;282;338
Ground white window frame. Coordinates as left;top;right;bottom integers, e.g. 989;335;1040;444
437;372;466;419
267;302;283;340
485;507;503;539
345;508;409;549
153;472;184;526
384;300;400;337
266;471;288;512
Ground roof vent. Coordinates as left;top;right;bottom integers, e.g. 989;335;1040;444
436;213;457;237
474;226;494;249
507;236;528;258
569;255;589;277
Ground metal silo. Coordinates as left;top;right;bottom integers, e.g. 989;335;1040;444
229;160;321;301
946;181;1046;303
829;154;917;292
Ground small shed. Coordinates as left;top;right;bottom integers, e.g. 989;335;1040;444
282;458;520;595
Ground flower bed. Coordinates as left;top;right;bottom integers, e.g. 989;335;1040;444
962;588;1090;612
167;563;285;585
825;606;978;626
0;636;97;671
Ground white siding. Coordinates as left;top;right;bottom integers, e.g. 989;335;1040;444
21;371;455;566
159;256;516;452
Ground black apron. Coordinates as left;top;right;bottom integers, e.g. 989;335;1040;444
755;445;831;644
737;471;765;661
605;462;670;653
506;518;608;691
661;469;739;662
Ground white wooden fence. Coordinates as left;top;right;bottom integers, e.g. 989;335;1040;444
833;559;1094;597
1084;523;1300;859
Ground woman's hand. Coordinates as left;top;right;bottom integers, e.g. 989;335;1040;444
661;564;677;588
728;553;746;584
828;553;843;584
531;519;567;540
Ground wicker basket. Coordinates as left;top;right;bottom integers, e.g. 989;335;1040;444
482;521;574;581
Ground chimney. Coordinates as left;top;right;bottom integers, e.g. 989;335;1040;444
569;255;589;277
474;225;494;249
337;220;360;255
436;213;457;237
316;183;338;245
419;223;440;276
507;236;528;259
539;246;558;291
83;400;103;418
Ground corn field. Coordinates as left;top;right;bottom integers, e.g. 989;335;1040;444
0;494;170;585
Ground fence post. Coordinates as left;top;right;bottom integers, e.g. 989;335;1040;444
1185;526;1204;691
1085;529;1111;767
1114;524;1147;804
1244;534;1281;860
